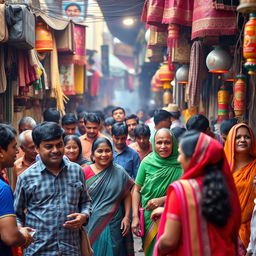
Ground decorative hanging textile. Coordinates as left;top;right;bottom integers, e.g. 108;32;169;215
74;65;84;95
162;0;193;26
58;24;86;65
50;34;68;115
141;0;165;25
212;0;239;11
187;40;204;107
59;63;75;95
0;45;6;93
191;0;237;40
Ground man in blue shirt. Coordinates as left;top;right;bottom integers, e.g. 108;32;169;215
14;122;91;256
112;122;140;179
0;124;34;255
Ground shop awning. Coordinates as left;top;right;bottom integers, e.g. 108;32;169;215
97;0;144;46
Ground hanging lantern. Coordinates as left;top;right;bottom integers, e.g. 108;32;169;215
155;70;164;89
35;21;53;52
234;74;247;118
243;13;256;75
158;61;175;89
206;46;232;73
217;85;229;123
237;0;256;13
176;65;189;84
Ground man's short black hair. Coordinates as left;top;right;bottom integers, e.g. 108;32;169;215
0;123;16;150
220;118;237;135
94;111;105;121
104;117;115;126
112;122;128;136
84;113;100;125
43;108;60;123
65;3;81;12
112;107;125;116
186;114;209;132
61;113;78;126
171;127;186;141
77;111;88;120
134;124;150;138
32;122;64;147
153;110;171;126
170;111;181;119
125;114;139;124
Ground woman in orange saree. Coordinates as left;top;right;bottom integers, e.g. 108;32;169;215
224;123;256;250
153;131;241;255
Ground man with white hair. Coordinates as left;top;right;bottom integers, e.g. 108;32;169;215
13;130;37;189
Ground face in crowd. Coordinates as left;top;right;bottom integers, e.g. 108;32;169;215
38;138;64;169
135;135;150;150
154;129;173;158
85;121;99;139
64;139;80;162
126;118;138;138
91;141;113;169
235;126;252;155
62;124;77;136
113;109;125;123
113;134;127;151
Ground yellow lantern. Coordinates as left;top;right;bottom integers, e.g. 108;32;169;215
158;61;175;89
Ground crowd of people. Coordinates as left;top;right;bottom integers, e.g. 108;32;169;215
0;103;256;256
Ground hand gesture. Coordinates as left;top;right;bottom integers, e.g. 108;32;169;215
63;213;88;230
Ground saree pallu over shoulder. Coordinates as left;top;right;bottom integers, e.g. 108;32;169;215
166;179;210;256
86;163;134;245
233;159;256;248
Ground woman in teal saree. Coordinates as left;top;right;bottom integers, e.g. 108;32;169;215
84;137;134;256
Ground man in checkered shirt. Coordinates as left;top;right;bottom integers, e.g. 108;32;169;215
14;122;91;256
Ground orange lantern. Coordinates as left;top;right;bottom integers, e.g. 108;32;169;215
234;74;247;117
243;13;256;75
35;21;53;52
158;61;175;89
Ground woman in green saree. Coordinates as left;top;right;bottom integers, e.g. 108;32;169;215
84;137;134;256
131;128;182;256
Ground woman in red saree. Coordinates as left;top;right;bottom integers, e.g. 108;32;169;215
153;131;241;256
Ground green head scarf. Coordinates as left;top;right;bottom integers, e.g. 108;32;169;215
143;128;181;169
